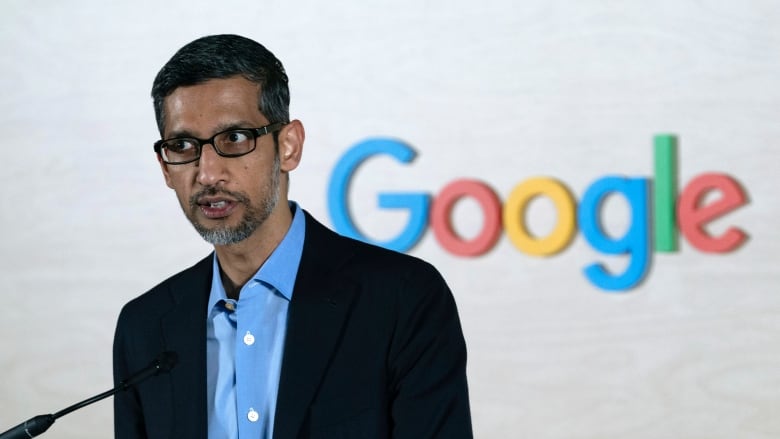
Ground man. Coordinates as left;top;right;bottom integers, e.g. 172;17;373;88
113;34;472;439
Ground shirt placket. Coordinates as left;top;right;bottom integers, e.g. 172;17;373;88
234;284;268;438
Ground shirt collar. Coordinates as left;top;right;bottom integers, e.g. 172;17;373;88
207;201;305;314
255;201;305;301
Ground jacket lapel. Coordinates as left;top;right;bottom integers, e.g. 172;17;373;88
160;255;212;439
273;213;360;439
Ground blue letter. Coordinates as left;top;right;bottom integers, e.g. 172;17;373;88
327;138;430;252
578;176;651;291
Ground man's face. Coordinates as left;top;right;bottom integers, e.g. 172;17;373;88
158;76;284;246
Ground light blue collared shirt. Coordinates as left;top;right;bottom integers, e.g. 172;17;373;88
206;202;305;439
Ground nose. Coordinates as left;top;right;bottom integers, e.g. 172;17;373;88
196;143;229;186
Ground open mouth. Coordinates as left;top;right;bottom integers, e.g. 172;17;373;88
196;198;238;219
207;201;227;209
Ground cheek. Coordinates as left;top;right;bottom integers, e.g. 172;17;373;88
163;173;175;189
165;171;194;194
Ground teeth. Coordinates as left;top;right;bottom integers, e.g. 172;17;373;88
209;201;227;208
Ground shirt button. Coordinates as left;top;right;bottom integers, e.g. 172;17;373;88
247;408;259;422
243;331;255;345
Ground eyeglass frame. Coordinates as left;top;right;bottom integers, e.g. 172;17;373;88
153;122;285;165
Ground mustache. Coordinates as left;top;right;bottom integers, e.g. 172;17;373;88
188;186;250;208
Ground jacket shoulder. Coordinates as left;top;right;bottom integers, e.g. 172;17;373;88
303;211;442;284
118;254;212;321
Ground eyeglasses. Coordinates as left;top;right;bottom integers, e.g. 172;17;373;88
153;122;284;165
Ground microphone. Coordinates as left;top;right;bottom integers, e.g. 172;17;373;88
0;351;177;439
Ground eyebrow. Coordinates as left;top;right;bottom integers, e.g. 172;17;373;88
165;121;259;140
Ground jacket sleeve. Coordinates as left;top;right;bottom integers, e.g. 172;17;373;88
387;262;473;438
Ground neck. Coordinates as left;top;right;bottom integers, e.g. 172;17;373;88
213;204;293;299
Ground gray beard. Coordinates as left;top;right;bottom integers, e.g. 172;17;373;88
186;155;281;246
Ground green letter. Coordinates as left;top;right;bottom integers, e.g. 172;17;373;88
654;134;678;252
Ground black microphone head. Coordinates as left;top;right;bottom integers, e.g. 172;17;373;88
156;351;178;373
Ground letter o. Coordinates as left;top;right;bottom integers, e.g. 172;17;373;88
430;179;502;257
504;177;577;256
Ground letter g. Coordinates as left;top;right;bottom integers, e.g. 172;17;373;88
327;138;430;252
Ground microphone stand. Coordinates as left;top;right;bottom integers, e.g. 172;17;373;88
0;351;177;439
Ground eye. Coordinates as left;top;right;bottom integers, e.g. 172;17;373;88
224;130;250;144
164;138;197;153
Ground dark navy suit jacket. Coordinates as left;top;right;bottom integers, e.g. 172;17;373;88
113;211;472;438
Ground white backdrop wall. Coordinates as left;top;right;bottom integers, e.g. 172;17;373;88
1;1;779;438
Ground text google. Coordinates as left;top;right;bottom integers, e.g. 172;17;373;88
327;135;749;291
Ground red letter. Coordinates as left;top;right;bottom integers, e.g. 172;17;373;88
430;179;502;257
678;173;749;252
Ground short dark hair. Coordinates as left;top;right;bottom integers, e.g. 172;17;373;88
151;34;290;134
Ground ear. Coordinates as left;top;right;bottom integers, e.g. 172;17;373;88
278;119;304;172
157;154;175;189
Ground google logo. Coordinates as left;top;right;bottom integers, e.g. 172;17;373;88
327;135;749;291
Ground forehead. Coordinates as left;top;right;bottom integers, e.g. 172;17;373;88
162;76;265;137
